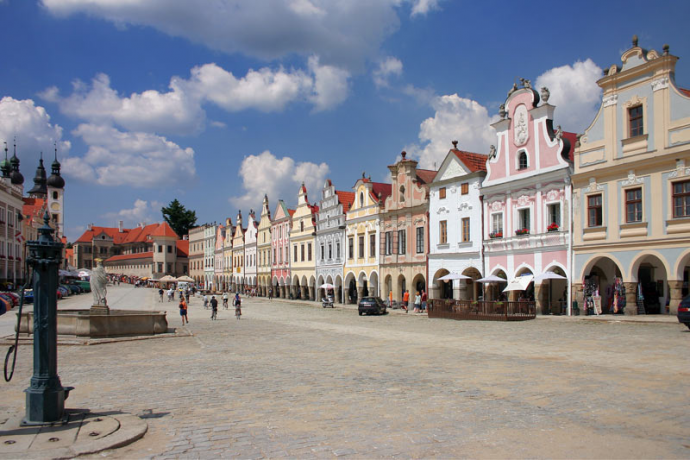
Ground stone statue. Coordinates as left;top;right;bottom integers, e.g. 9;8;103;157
91;259;108;306
520;78;531;89
540;86;550;103
555;125;563;140
489;145;497;159
508;83;518;97
498;104;506;119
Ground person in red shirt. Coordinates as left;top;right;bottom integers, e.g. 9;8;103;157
402;290;409;313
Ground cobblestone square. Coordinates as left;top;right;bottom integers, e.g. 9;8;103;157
1;285;689;458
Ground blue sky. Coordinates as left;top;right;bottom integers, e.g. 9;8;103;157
1;0;689;242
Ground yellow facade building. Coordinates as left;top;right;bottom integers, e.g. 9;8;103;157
289;184;318;300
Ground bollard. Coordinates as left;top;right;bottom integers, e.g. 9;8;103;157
24;211;72;424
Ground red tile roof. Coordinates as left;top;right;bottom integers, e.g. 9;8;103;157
122;223;159;244
151;222;179;238
288;209;296;217
23;197;47;224
370;182;392;202
679;88;690;98
336;191;355;213
415;169;438;184
75;226;130;244
176;240;189;257
562;131;577;161
105;251;153;262
451;149;488;172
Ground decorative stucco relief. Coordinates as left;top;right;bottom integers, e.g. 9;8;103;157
436;206;451;214
621;170;644;186
651;77;669;92
514;104;529;146
603;94;618;107
458;202;473;211
583;177;604;193
490;201;504;212
669;159;690;178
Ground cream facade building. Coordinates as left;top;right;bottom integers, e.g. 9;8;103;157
231;211;245;292
573;37;690;315
289;184;318;301
344;175;391;303
222;217;233;292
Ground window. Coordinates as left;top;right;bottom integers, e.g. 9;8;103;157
518;209;531;232
320;244;324;261
398;230;406;255
157;262;163;272
167;263;172;273
308;243;312;261
629;105;643;137
673;180;690;218
358;235;364;258
588;194;603;227
336;241;341;259
52;191;58;200
518;151;528;170
158;245;163;253
439;187;446;199
348;237;354;259
370;234;376;257
385;232;393;255
300;221;304;232
462;217;470;242
167;245;172;253
301;243;305;262
294;245;298;262
626;188;642;223
461;183;469;195
439;220;447;244
399;185;405;202
547;203;561;228
328;243;332;259
360;192;364;206
416;227;424;253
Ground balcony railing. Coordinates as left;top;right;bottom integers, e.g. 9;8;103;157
485;230;566;252
428;299;536;321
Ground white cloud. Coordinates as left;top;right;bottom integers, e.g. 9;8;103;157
62;124;196;187
534;59;602;133
229;150;329;212
373;56;403;88
410;0;440;16
0;97;71;163
407;94;495;169
102;198;164;227
307;56;350;112
41;0;408;70
43;61;351;134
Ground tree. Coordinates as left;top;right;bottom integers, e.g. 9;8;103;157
161;199;197;237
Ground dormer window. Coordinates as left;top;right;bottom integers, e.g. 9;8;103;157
300;221;304;232
518;151;528;170
400;185;405;202
359;192;364;205
629;105;643;137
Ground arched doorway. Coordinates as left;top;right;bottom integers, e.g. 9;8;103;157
369;271;379;297
582;256;624;314
348;278;357;304
633;254;669;315
384;274;393;302
462;267;482;300
432;269;453;299
397;274;407;301
411;273;426;298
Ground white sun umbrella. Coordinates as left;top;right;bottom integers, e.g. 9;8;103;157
320;283;335;289
503;274;534;292
533;272;567;282
438;273;471;281
476;275;507;283
159;275;177;283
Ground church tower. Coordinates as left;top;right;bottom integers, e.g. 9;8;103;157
46;147;66;238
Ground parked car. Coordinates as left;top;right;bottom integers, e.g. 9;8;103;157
2;291;20;305
23;289;34;304
57;286;70;297
358;296;387;316
76;281;91;292
0;293;16;309
677;295;690;330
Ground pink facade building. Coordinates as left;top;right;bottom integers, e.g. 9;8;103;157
271;200;294;298
482;82;575;313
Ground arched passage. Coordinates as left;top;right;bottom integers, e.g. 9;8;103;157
631;253;669;314
461;267;482;301
369;271;379;298
431;269;452;300
581;256;624;315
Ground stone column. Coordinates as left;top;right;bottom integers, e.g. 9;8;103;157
572;283;584;316
669;280;683;315
357;286;364;304
344;287;350;304
309;286;315;301
534;283;546;314
280;285;285;298
336;288;342;304
623;282;638;315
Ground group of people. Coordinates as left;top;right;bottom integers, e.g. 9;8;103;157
390;289;428;313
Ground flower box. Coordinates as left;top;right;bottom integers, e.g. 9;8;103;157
547;223;559;232
515;228;530;236
489;232;503;239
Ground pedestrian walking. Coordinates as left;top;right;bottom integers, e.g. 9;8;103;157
234;293;242;320
402;290;409;312
421;290;427;312
167;287;174;302
158;288;164;302
413;291;422;313
179;298;189;325
268;287;273;301
210;295;218;320
203;294;208;309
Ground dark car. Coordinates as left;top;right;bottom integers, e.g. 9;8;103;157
358;296;387;316
677;295;690;330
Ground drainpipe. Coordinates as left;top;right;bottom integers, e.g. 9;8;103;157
480;192;484;298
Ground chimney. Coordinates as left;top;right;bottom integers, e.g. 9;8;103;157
118;220;124;232
87;223;93;231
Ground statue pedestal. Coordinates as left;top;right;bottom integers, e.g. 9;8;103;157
90;304;109;314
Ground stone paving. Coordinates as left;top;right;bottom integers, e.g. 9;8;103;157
1;285;689;458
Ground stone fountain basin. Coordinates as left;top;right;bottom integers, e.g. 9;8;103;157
18;310;169;337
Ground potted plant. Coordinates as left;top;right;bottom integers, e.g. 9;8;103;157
489;231;503;239
515;228;529;236
547;222;559;232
